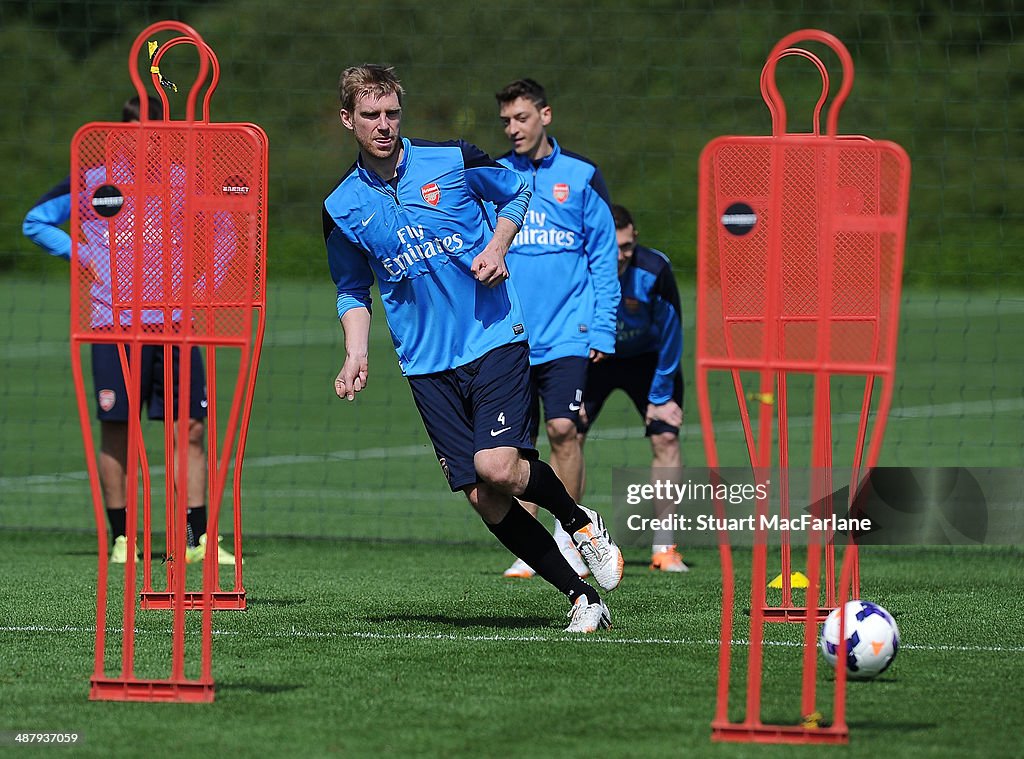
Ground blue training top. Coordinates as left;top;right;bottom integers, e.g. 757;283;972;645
496;138;620;364
324;138;532;376
23;167;214;328
23;177;74;260
617;245;684;405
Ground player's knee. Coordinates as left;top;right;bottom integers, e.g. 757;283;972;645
546;417;578;450
651;431;680;464
473;449;521;492
187;418;205;447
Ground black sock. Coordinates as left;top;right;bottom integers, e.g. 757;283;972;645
487;501;599;605
520;460;590;534
186;505;207;548
106;508;126;542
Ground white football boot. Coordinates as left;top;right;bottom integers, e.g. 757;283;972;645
564;595;612;633
570;506;624;591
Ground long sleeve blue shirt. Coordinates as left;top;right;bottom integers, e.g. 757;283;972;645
324;138;532;376
496;138;620;363
24;164;228;329
23;177;74;260
617;245;684;405
23;173;124;327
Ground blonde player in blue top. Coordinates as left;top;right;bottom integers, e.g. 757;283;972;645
323;64;624;633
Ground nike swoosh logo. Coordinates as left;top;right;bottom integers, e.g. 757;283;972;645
360;212;376;226
568;403;581;411
490;427;512;437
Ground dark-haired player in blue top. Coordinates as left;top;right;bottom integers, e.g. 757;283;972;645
323;65;623;632
493;78;620;580
578;205;689;573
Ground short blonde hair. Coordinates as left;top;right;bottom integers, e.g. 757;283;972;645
338;64;405;113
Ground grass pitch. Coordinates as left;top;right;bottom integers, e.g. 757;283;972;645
1;530;1022;758
1;277;1021;755
1;278;1022;541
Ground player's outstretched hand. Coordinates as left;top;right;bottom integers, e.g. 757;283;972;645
334;354;368;401
470;245;509;288
645;400;683;428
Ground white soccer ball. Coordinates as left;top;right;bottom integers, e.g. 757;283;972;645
819;600;900;679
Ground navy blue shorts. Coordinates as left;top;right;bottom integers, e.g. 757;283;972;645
528;355;589;440
92;344;207;422
408;342;537;492
579;352;684;437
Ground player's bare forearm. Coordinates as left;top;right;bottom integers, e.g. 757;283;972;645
335;306;370;401
489;216;520;255
471;217;519;287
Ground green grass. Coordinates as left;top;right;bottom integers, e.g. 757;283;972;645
1;531;1022;757
1;273;1021;754
1;276;1021;540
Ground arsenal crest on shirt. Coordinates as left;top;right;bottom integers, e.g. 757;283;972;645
421;182;441;206
553;183;570;203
